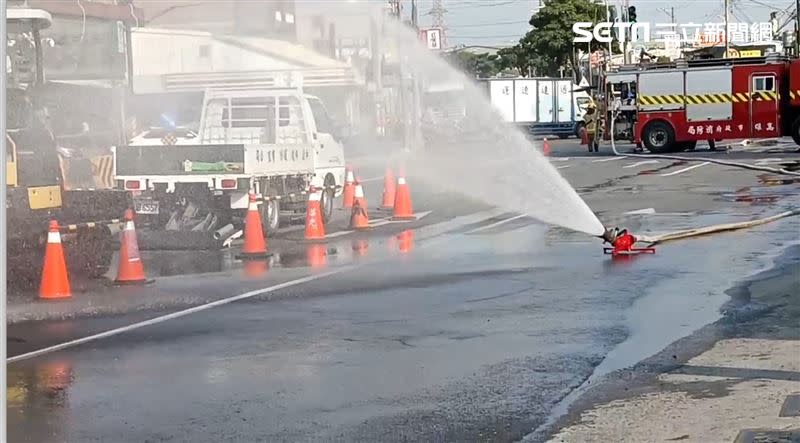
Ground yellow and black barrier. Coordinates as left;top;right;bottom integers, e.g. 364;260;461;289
638;91;780;106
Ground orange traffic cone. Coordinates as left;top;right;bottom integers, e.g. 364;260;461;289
381;167;396;209
39;220;71;300
305;186;326;241
342;165;356;209
392;171;415;221
542;137;551;156
237;193;270;259
350;180;370;230
115;209;148;285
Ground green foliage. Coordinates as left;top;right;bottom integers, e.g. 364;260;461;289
445;51;503;78
445;0;611;78
523;0;610;76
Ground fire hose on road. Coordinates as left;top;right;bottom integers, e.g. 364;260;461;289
606;111;800;177
596;113;800;253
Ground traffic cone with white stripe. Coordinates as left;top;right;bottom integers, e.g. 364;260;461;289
237;193;270;259
381;167;396;209
392;171;415;221
350;179;370;230
115;209;148;285
542;137;551;156
39;220;72;300
305;186;326;241
342;165;356;209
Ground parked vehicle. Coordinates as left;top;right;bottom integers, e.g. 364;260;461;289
114;79;346;247
604;55;800;153
483;77;592;138
7;8;130;280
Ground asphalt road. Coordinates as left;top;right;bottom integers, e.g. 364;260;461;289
7;139;800;442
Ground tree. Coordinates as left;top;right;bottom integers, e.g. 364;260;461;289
518;0;610;76
444;51;502;78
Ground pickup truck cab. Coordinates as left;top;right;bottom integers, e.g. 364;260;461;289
114;87;346;243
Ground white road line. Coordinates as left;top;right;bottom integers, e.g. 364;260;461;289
556;165;571;169
623;160;659;168
550;157;570;162
624;208;656;215
465;213;527;234
754;158;784;165
592;156;627;163
8;268;354;364
360;176;384;183
324;230;355;238
660;161;710;177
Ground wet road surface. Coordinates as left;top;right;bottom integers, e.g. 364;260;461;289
7;144;800;442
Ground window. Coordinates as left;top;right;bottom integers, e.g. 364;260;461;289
753;75;775;92
39;17;127;80
307;98;332;134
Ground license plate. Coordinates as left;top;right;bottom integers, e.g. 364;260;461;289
134;198;159;215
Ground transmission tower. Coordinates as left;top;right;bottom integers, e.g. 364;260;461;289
429;0;448;47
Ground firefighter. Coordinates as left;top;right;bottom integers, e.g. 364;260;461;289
583;102;599;153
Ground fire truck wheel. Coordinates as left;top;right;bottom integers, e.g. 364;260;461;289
642;120;676;153
791;116;800;145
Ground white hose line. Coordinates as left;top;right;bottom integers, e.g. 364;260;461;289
637;209;800;244
606;113;800;177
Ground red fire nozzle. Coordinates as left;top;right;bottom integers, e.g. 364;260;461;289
601;227;656;256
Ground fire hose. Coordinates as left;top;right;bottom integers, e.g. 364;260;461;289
597;112;800;253
606;110;800;177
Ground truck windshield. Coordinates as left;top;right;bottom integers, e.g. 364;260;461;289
307;98;333;134
7;28;38;87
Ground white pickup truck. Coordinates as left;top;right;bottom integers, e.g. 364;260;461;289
115;86;346;241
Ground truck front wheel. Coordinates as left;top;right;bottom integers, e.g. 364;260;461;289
260;199;280;235
791;116;800;146
321;174;335;224
642;121;676;153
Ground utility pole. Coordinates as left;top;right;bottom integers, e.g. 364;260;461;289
429;0;447;47
796;0;799;56
409;0;423;151
724;0;730;57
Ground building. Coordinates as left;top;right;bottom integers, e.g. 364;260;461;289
133;0;296;41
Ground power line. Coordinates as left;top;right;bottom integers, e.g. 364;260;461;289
449;19;529;28
449;34;524;39
743;0;787;10
446;0;522;11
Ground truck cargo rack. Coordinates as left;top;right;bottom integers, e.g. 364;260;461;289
159;68;363;93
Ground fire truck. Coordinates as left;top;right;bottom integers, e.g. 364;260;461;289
603;55;800;153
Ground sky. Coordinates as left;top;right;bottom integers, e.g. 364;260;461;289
407;0;797;46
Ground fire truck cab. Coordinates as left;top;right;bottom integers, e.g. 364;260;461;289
605;56;800;153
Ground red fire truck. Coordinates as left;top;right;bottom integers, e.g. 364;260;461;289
604;56;800;153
